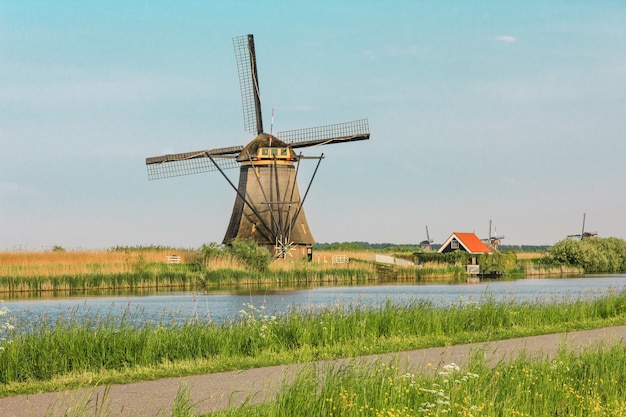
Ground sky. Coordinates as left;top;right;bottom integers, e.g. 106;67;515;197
1;1;625;251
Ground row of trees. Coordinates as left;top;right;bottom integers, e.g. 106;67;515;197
313;242;422;252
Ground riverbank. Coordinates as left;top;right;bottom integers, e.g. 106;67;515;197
2;287;625;398
0;248;463;296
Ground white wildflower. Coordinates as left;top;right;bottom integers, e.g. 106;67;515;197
442;363;460;373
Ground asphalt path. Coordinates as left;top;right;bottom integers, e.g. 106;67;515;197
1;325;625;417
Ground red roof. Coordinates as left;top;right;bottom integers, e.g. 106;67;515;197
453;232;492;253
438;232;493;254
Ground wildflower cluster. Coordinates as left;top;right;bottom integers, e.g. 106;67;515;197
415;363;481;416
492;353;626;416
319;354;626;417
238;302;277;339
0;301;16;352
319;362;485;417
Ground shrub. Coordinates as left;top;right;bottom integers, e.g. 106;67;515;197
414;251;468;265
548;237;626;273
230;239;272;272
477;251;517;275
197;242;228;266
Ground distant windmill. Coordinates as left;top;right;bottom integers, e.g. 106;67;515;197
419;225;434;251
145;34;370;258
567;213;597;240
484;220;504;250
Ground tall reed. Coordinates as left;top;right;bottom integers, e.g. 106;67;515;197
0;250;195;277
0;247;517;296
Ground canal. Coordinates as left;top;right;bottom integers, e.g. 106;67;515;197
3;274;626;326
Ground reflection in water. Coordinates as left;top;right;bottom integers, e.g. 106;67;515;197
3;277;466;301
3;274;626;327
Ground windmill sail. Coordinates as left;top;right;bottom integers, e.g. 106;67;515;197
233;34;263;134
146;146;243;180
277;119;370;148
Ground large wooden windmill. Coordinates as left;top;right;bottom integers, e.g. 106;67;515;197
145;34;370;258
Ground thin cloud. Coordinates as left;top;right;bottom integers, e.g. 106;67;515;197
363;49;377;61
495;35;517;43
0;181;32;197
386;44;425;57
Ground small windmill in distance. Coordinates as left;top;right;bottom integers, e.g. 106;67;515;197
420;225;434;251
567;213;598;240
485;220;504;250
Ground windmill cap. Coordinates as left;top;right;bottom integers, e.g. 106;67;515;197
237;133;297;162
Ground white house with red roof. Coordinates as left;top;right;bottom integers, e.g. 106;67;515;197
437;232;493;254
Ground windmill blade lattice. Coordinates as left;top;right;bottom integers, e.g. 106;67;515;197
146;146;243;180
278;119;370;148
233;34;263;134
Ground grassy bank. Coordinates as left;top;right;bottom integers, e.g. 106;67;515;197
24;343;626;416
0;248;473;295
210;343;626;416
1;288;625;397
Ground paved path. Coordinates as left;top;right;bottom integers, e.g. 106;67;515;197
1;326;625;417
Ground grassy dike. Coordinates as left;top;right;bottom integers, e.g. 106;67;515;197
1;288;625;398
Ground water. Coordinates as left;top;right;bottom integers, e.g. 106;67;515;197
3;274;626;327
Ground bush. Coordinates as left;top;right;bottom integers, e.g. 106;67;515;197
230;239;272;272
548;237;626;273
197;242;228;265
478;251;517;275
414;251;468;265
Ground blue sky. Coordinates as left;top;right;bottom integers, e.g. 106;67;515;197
1;1;625;250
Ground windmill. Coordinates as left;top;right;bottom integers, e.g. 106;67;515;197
145;34;370;258
485;220;504;250
567;213;597;240
419;225;433;251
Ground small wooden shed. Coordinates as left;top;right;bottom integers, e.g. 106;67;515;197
437;232;493;254
438;232;493;276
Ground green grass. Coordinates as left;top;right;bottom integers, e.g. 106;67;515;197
0;266;381;295
201;267;378;285
1;289;625;397
34;345;626;417
0;267;202;293
210;343;626;416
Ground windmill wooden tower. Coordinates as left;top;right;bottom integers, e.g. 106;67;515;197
145;34;370;258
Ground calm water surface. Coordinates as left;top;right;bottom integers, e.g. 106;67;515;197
4;274;626;326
